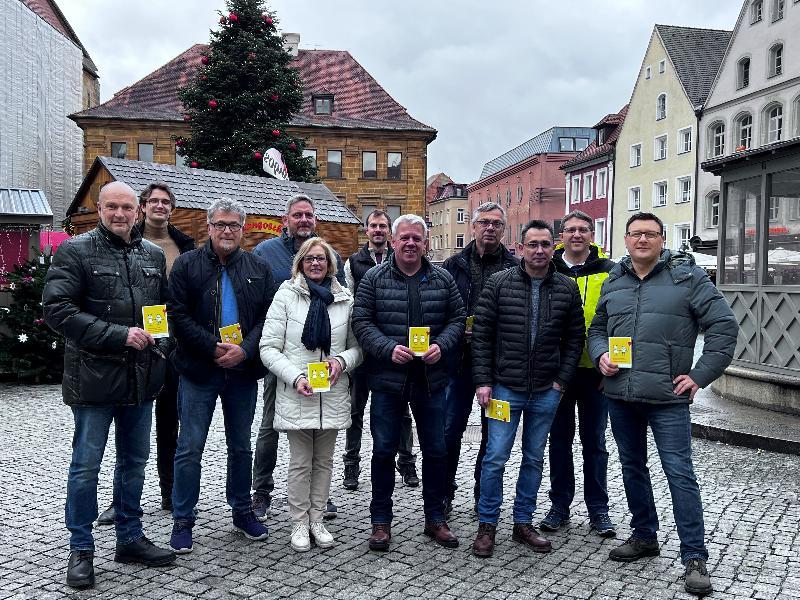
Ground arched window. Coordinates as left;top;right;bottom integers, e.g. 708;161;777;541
709;122;726;157
764;104;783;143
769;43;783;77
706;192;720;228
735;113;753;150
793;95;800;138
772;0;784;21
737;57;751;89
656;94;667;120
751;0;763;22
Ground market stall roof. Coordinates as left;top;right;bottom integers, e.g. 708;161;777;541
0;189;53;225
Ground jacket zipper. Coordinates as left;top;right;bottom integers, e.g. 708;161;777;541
319;348;324;429
122;247;139;404
214;265;222;334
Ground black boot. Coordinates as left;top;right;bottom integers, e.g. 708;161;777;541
114;536;176;566
66;550;94;589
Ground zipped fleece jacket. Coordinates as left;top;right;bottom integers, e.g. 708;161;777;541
259;275;363;431
587;250;738;404
471;262;585;393
552;243;615;369
351;254;465;393
43;223;169;407
169;241;275;382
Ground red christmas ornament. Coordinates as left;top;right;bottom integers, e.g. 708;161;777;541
228;12;238;22
290;142;297;150
175;139;184;147
200;56;209;65
208;99;218;109
272;129;280;137
254;151;263;160
200;74;208;81
270;94;279;101
264;16;273;25
183;114;191;121
35;318;45;325
190;161;199;168
248;52;257;60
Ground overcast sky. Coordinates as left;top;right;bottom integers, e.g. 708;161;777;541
57;0;742;184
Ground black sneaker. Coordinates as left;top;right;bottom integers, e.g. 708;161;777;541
323;498;338;520
343;464;360;490
538;508;569;532
589;513;617;538
684;558;713;595
114;536;176;567
66;550;94;589
251;492;271;522
609;535;660;562
97;504;115;526
398;464;420;487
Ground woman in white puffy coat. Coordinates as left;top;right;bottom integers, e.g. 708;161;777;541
259;238;362;552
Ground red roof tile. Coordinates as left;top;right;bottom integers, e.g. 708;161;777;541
70;44;434;135
561;105;628;170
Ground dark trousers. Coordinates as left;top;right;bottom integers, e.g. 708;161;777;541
545;368;610;517
252;372;278;497
154;362;179;500
343;368;415;469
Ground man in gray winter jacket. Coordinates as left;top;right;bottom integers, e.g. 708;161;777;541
588;212;738;597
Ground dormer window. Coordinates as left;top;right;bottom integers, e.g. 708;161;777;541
598;129;607;145
313;95;333;115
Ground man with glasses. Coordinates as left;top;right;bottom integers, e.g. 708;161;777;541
168;198;275;553
442;202;517;515
588;212;737;596
539;210;616;537
471;220;584;558
251;195;345;520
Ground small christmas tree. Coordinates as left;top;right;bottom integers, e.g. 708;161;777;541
177;0;316;181
0;255;64;383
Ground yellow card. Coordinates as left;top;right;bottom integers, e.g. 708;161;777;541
609;337;633;368
408;326;430;356
142;305;169;338
307;362;330;393
219;323;243;345
487;398;511;422
465;315;475;334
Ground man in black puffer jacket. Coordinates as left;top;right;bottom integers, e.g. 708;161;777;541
470;219;584;559
352;214;465;552
43;181;175;589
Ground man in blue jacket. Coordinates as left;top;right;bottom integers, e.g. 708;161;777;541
168;198;275;554
588;212;737;596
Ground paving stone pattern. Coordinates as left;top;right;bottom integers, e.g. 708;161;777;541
0;383;798;599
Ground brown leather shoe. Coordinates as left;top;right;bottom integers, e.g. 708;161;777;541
423;521;459;548
472;522;496;558
368;523;391;551
512;523;552;553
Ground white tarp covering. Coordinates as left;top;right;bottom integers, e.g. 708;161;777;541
0;0;84;223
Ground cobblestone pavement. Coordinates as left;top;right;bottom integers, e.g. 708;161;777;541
1;382;798;599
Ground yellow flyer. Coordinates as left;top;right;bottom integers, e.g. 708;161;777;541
307;362;330;393
408;326;430;356
487;398;511;422
465;315;475;334
142;305;169;338
219;323;243;345
609;337;633;368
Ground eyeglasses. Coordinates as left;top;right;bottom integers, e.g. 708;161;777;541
523;241;553;250
625;231;662;240
475;219;505;229
146;198;172;207
563;226;591;234
303;255;328;264
209;221;242;232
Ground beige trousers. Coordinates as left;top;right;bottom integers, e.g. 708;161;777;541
286;429;339;524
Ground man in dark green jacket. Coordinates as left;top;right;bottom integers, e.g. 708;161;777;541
588;212;738;596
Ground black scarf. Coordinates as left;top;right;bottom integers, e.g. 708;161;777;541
301;276;334;354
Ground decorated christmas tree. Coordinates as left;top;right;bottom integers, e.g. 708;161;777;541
177;0;316;181
0;255;64;382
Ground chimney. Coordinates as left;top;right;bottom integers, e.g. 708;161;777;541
282;33;300;57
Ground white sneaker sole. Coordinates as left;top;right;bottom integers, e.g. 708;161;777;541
291;540;311;552
171;545;193;554
235;526;269;541
311;535;335;549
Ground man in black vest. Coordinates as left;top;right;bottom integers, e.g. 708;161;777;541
342;210;418;491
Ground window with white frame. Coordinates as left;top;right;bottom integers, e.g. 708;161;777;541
706;192;720;228
769;196;780;221
674;224;692;251
596;169;608;198
659;60;666;74
654;135;668;160
737;57;751;89
736;113;753;150
653;181;668;207
710;122;725;157
628;187;641;211
769;43;783;77
457;208;465;223
794;96;800;138
678;127;692;154
456;234;465;249
583;172;594;201
772;0;784;21
595;219;606;248
571;176;581;204
656;94;667;120
751;0;763;22
766;103;783;143
645;66;652;79
630;144;642;167
676;176;692;203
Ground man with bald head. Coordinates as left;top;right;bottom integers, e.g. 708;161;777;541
44;181;176;589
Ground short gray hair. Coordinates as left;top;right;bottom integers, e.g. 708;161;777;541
285;194;315;214
471;202;506;224
392;214;428;238
207;198;246;223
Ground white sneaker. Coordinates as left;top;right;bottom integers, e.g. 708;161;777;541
310;521;335;548
290;522;311;552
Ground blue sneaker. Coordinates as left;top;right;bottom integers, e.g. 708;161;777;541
589;513;617;538
233;511;269;541
538;508;569;532
170;519;193;554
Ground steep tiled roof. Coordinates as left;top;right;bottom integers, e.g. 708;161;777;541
21;0;98;75
70;45;434;134
478;128;556;180
562;105;628;170
656;25;731;108
68;157;360;225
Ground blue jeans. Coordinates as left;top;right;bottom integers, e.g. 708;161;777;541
66;402;153;550
172;371;258;521
546;369;610;517
478;384;561;525
608;398;707;562
370;380;447;523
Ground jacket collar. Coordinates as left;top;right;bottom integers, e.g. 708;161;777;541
288;272;348;299
202;238;242;266
516;259;556;282
615;249;694;283
133;221;195;251
97;222;142;249
456;239;514;267
357;242;392;262
387;251;435;279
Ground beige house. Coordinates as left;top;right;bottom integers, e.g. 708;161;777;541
428;182;468;262
611;25;730;257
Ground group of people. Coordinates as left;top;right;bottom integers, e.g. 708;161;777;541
43;180;738;596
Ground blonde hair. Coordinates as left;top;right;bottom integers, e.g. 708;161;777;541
292;237;337;279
